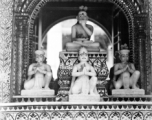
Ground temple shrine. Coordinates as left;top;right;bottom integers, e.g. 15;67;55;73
0;0;152;120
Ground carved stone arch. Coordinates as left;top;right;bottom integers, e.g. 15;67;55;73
27;0;138;61
42;16;75;38
42;16;111;40
12;0;151;96
24;0;141;14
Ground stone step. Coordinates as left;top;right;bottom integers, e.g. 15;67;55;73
21;89;55;96
69;94;100;102
112;89;145;96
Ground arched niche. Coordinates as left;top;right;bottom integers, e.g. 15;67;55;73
42;18;112;79
12;0;150;96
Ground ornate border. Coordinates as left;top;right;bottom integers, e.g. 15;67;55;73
10;0;151;102
0;0;13;103
1;102;152;120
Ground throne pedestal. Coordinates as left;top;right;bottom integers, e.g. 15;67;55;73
13;89;55;102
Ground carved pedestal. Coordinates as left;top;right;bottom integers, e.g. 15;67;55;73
13;89;55;102
112;89;145;96
57;51;109;101
21;89;55;96
69;94;100;102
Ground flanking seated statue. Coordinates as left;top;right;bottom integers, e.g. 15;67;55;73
21;50;54;96
114;44;140;89
112;44;145;95
69;47;100;102
66;6;103;52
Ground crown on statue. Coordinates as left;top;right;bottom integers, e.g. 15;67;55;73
119;44;130;54
79;6;88;11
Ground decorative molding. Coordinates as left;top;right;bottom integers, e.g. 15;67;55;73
1;102;152;120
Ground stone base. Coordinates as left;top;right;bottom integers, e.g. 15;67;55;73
21;89;55;96
69;94;100;102
66;48;102;52
112;89;145;96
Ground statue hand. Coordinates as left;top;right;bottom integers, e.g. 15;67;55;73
33;67;38;74
123;65;128;72
83;67;87;75
37;67;43;73
80;20;86;26
127;65;132;72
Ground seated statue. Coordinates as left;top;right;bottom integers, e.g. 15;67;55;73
114;44;140;89
66;8;101;52
24;50;52;90
69;47;99;95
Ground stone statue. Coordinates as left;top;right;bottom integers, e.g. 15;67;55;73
114;44;140;89
69;47;98;95
24;50;52;90
66;7;101;52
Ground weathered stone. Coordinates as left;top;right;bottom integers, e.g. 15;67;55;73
21;89;55;96
112;89;145;95
69;94;100;102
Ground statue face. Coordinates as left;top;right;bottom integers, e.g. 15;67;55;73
35;54;45;63
77;11;88;21
79;48;88;62
120;54;129;63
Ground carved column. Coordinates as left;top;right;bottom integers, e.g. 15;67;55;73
148;0;152;94
14;15;29;95
134;14;148;93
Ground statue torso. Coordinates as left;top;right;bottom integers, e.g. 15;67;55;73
75;23;92;39
77;63;91;73
117;63;132;73
32;63;47;77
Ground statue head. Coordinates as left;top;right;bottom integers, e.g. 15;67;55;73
118;44;130;63
77;6;88;21
35;50;45;63
78;47;89;62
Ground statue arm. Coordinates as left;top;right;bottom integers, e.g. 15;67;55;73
37;65;52;75
69;77;76;94
71;26;77;42
84;66;96;77
72;65;84;77
28;64;36;76
46;65;52;73
71;25;91;43
128;63;135;74
81;24;93;37
114;64;127;76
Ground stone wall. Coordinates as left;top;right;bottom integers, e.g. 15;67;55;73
0;0;13;103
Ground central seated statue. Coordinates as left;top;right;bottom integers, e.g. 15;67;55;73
66;9;101;52
69;47;100;102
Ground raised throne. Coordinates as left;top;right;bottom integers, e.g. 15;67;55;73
57;51;109;101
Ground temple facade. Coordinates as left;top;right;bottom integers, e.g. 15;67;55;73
0;0;152;120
